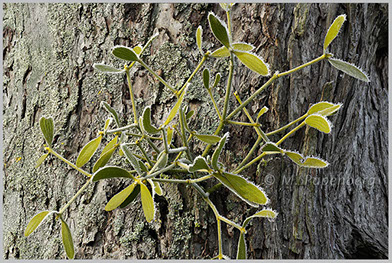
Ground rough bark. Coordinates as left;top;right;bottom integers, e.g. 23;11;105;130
3;3;388;259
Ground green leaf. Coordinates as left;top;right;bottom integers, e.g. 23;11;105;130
302;157;329;168
140;183;155;223
203;68;210;89
243;208;278;227
189;156;210;173
101;136;118;156
186;110;194;120
305;114;332;134
112;45;139;61
212;73;221;89
208;12;230;48
93;146;116;173
211;132;229;170
167;127;174;145
93;63;123;74
256;106;268;122
284;150;304;165
39;116;54;147
92;166;134;181
196;25;203;54
35;153;49;168
142;107;160;134
308;101;342;117
101;101;120;127
133;44;143;55
139;160;148;172
219;3;229;11
60;219;75;259
233;51;269;76
233;42;255;52
262;142;283;154
328;58;369;82
195;134;221;144
324;14;346;52
214;172;268;206
148;179;163;196
210;46;230;58
163;86;187;126
105;182;137;211
156;152;168;170
121;144;142;176
119;184;140;208
76;135;102;167
104;118;113;131
24;211;52;237
236;232;247;259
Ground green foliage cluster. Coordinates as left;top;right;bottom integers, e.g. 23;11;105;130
26;4;369;259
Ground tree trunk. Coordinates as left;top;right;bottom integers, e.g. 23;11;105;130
3;3;387;259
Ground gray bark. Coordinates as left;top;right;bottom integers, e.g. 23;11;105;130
3;3;388;259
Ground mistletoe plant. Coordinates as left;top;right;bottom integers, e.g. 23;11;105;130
25;4;369;260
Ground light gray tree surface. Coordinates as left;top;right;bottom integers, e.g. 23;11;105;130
3;3;387;259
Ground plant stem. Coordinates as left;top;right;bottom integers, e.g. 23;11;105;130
178;53;209;95
58;177;93;215
234;92;269;142
136;142;153;166
143;163;176;180
266;114;308;136
50;149;92;178
276;122;306;146
227;73;278;120
152;174;213;184
126;133;162;140
277;54;326;78
106;124;138;134
207;89;222;120
235;136;263;172
235;152;266;174
161;128;169;153
125;68;138;124
137;59;177;95
226;120;259;127
218;215;244;232
179;107;193;160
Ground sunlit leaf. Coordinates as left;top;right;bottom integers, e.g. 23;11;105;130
112;45;139;61
39;116;54;147
211;132;229;170
307;101;342;117
76;135;102;167
121;144;142;176
119;184;140;208
101;136;118;156
236;232;247;259
104;118;113;131
284;150;304;165
212;73;221;89
140;183;155;222
195;134;221;144
208;12;230;48
163;86;187;126
196;25;203;54
101;101;120;127
189;156;210;173
133;45;143;55
105;182;137;211
233;42;255;52
93;146;116;173
305;114;332;134
243;208;277;227
328;58;370;82
214;172;268;206
148;179;163;196
142;107;160;134
92;166;134;181
324;14;346;52
203;68;210;89
35;153;49;168
302;157;329;168
261;142;282;154
167;127;174;145
210;46;230;58
233;51;269;76
93;63;123;74
60;219;74;259
24;211;52;237
256;106;268;122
